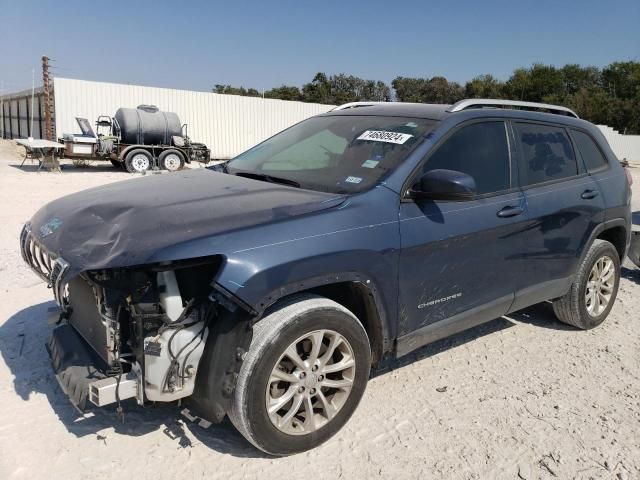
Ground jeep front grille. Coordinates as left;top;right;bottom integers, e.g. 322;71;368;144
21;223;57;281
51;257;70;307
20;223;70;308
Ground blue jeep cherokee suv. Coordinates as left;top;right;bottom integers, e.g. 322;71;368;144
21;99;633;455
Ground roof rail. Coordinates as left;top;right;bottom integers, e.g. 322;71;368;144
447;99;579;118
331;101;388;111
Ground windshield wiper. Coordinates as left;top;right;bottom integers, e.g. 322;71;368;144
234;172;301;188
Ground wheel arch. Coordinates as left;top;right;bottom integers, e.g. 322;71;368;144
119;144;154;161
248;274;392;367
306;281;388;366
579;219;629;265
596;224;628;261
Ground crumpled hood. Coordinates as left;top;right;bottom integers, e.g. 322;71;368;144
28;168;345;274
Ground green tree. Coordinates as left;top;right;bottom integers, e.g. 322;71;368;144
602;62;640;99
212;61;640;133
212;84;261;97
392;76;464;103
391;77;430;103
465;74;504;98
264;85;302;101
355;79;391;102
424;77;465;103
505;64;564;102
301;73;391;104
560;64;601;97
301;73;332;103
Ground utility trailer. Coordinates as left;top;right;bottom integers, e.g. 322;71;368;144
59;105;211;173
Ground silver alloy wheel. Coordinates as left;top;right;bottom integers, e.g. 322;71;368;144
131;153;150;172
163;153;182;171
266;329;356;435
585;255;615;317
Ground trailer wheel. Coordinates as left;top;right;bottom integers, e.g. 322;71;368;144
124;149;152;173
158;149;185;171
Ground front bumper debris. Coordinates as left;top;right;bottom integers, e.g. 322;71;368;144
47;324;140;410
46;324;108;411
89;373;139;407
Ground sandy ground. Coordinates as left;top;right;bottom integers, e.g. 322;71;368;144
0;139;639;480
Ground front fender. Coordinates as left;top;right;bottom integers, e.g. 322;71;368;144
208;187;402;346
213;261;396;360
215;250;397;314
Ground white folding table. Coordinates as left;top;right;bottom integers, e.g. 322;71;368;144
16;139;66;172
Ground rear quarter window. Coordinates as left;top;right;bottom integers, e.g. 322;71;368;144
570;130;609;172
513;122;578;186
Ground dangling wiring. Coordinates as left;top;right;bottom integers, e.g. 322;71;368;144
96;292;126;422
159;300;213;393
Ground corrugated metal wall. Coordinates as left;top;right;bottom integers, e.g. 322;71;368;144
0;87;46;140
597;125;640;163
54;78;334;159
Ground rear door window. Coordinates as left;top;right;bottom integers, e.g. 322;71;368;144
513;123;577;186
422;121;510;195
571;130;608;172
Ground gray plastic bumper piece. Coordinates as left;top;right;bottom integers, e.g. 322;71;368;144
46;324;108;411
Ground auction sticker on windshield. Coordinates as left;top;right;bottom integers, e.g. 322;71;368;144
361;159;380;168
357;130;413;144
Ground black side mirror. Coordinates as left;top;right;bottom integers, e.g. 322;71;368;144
410;169;477;200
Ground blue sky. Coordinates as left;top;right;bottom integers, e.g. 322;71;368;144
1;0;638;93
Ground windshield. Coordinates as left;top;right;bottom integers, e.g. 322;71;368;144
226;115;437;193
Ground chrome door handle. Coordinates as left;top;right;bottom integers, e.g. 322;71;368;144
581;189;599;200
497;206;525;218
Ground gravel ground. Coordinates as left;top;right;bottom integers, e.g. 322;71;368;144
0;139;639;480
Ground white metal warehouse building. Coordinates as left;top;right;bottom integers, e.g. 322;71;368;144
2;77;640;161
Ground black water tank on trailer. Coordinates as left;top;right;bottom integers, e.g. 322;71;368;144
114;105;182;145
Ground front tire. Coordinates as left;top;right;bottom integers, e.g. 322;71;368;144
552;239;620;329
229;294;371;456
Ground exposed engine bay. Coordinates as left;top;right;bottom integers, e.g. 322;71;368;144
21;224;252;420
62;262;216;406
69;264;213;405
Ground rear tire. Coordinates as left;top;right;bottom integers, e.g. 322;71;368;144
229;294;371;456
124;149;152;173
552;239;620;329
158;149;185;171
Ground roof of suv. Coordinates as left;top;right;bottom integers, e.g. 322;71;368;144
323;99;583;125
322;102;452;120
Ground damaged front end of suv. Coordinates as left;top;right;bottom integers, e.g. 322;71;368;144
20;222;253;422
18;165;354;432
